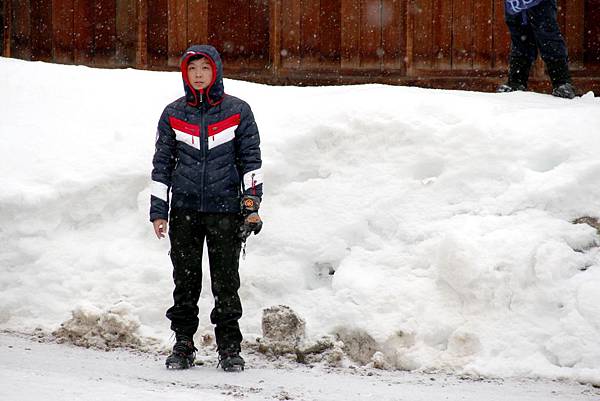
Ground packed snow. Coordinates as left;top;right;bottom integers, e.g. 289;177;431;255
2;333;598;401
1;57;600;395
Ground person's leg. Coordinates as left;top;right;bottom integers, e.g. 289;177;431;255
528;0;572;89
205;213;243;354
165;209;206;338
501;10;538;90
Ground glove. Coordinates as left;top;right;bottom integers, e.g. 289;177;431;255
240;195;262;241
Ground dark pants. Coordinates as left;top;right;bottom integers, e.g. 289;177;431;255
505;0;570;87
166;209;243;352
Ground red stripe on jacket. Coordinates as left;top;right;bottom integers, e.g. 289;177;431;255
208;114;240;138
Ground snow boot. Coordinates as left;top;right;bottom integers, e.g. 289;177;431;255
552;83;577;99
218;350;245;372
497;56;531;93
165;335;196;369
496;83;527;93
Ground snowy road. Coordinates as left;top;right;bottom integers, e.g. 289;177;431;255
1;333;597;401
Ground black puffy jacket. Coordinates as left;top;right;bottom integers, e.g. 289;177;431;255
150;45;263;221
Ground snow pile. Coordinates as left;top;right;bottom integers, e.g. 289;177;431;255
53;302;151;350
1;57;600;384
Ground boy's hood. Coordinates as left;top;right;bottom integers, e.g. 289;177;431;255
180;45;224;107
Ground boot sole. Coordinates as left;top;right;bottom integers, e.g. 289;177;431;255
165;359;194;370
222;364;244;372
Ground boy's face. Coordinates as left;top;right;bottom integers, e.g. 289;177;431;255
187;57;213;90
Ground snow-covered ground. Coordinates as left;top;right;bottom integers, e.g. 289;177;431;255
2;333;598;401
1;57;600;397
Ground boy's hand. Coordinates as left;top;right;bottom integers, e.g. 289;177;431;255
153;219;168;239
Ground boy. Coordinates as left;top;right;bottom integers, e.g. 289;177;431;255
150;45;263;371
498;0;576;98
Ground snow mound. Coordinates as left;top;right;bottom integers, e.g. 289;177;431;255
53;302;150;350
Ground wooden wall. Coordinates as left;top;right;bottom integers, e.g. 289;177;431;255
2;0;600;93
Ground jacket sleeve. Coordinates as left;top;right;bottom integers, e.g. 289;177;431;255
150;108;176;221
235;102;263;200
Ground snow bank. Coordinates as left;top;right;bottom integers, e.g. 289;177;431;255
1;57;600;383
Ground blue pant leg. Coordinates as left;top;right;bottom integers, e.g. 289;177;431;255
505;9;538;63
527;0;568;62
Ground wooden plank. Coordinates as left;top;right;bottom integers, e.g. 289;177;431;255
1;0;5;57
584;0;600;67
52;0;74;64
136;0;148;67
247;0;269;67
115;0;136;66
147;0;168;67
301;0;320;66
269;0;282;75
452;0;473;70
11;0;31;60
168;0;187;66
320;0;341;65
563;0;584;69
73;0;94;65
2;0;10;57
472;0;493;70
30;0;53;61
187;0;207;46
359;0;381;69
411;0;433;70
381;0;404;71
491;0;509;70
208;0;245;65
431;0;452;70
340;0;360;69
94;0;116;66
281;0;301;68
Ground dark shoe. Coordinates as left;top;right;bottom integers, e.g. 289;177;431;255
545;58;572;89
497;83;527;93
552;83;577;99
506;56;532;90
218;350;245;372
165;335;196;369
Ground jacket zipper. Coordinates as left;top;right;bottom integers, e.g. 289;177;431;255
200;102;207;212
